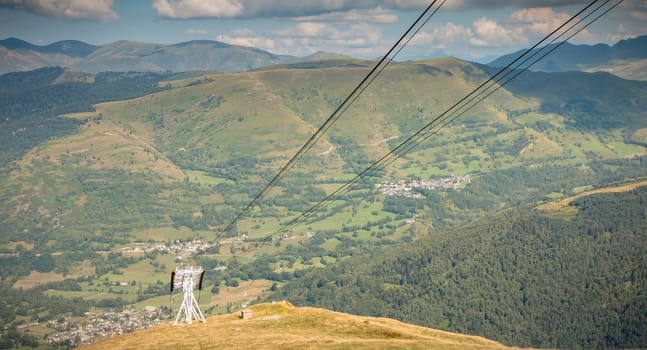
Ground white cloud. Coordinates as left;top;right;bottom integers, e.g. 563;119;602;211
186;28;208;35
151;0;431;19
155;0;572;20
295;6;398;24
216;21;387;57
216;30;276;50
509;7;570;36
567;28;599;44
471;17;527;47
606;24;637;44
445;1;588;10
293;22;334;37
409;22;474;51
349;23;382;44
623;1;647;21
0;0;118;21
405;14;533;58
436;22;474;43
508;6;599;44
153;0;243;19
413;5;598;54
160;1;633;60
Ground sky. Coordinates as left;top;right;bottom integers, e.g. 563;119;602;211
1;0;645;61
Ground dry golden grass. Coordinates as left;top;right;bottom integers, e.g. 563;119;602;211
537;178;647;212
80;301;524;350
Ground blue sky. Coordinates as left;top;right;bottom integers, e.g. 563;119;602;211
1;0;645;61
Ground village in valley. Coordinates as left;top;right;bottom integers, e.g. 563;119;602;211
8;175;474;348
44;307;168;347
375;174;471;198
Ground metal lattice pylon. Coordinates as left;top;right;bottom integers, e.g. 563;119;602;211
171;266;206;325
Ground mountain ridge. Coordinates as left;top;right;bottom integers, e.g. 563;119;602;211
1;37;97;57
487;34;647;80
0;37;348;74
3;35;645;79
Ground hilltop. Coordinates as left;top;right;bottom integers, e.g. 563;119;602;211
80;301;521;350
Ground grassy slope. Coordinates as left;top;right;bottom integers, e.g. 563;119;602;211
80;301;521;350
2;61;644;238
0;58;523;240
2;57;645;264
2;58;646;342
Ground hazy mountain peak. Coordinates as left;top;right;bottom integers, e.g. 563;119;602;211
171;40;231;49
0;37;329;74
487;34;647;80
0;37;96;57
0;37;38;50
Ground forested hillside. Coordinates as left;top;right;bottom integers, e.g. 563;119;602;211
0;67;171;167
497;68;647;129
272;186;647;348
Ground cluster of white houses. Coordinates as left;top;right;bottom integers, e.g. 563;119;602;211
45;307;167;347
375;174;471;198
119;239;214;255
39;175;477;346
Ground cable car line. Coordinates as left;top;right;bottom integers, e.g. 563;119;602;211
384;0;617;169
222;0;446;234
260;0;622;241
267;0;618;238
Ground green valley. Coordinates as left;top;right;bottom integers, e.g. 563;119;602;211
0;57;645;348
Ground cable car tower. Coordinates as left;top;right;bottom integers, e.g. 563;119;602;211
170;266;206;325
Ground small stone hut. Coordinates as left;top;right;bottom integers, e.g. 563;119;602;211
241;309;252;320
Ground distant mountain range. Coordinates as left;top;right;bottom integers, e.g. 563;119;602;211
0;37;349;74
1;35;646;79
488;34;647;80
